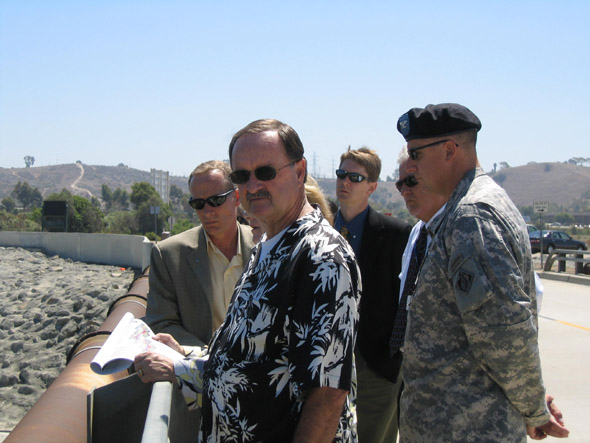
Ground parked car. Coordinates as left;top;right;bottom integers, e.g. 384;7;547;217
526;224;538;233
529;230;588;254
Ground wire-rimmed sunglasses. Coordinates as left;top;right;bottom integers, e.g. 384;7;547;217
335;169;369;183
188;188;235;210
229;160;299;185
395;175;419;193
408;139;454;160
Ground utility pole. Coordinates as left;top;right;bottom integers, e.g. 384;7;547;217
534;201;548;269
150;205;160;242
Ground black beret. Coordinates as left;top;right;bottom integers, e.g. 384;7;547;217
397;103;482;141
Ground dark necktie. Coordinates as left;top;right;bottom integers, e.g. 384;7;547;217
389;225;428;354
340;225;350;241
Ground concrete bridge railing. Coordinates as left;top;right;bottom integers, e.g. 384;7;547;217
0;231;153;270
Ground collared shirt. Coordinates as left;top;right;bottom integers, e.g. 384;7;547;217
204;225;244;332
257;225;289;263
400;168;550;442
199;209;361;442
397;204;446;301
335;206;369;256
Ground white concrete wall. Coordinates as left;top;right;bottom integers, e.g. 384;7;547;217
0;231;153;270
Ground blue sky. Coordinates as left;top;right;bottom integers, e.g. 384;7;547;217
1;1;589;181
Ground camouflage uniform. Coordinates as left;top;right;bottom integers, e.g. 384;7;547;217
400;168;550;442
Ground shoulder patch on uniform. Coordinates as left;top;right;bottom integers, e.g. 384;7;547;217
455;270;474;293
450;254;464;275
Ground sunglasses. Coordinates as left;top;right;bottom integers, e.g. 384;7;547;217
229;160;299;185
335;169;369;183
188;188;235;210
395;175;419;193
408;139;450;160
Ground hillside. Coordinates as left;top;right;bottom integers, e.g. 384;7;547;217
1;161;589;211
0;162;405;209
489;162;590;208
0;163;188;200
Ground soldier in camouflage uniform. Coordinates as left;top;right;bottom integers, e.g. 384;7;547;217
395;103;569;442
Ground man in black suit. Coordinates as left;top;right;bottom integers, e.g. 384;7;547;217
335;147;411;443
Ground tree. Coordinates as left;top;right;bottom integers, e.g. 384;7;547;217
24;155;35;168
112;187;129;210
131;182;159;209
30;208;42;225
103;211;139;234
70;196;104;232
131;182;171;235
554;213;574;226
46;189;104;233
0;211;41;231
171;218;194;235
1;197;17;214
102;184;130;211
493;173;507;184
498;161;510;170
101;184;114;210
11;181;43;209
567;157;590;166
169;184;185;210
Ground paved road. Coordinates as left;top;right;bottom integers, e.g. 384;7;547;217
530;277;590;442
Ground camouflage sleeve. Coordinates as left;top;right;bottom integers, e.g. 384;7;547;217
447;206;550;427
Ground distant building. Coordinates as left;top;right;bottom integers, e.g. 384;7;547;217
573;213;590;226
151;169;170;204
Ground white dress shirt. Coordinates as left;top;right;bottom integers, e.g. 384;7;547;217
398;204;446;301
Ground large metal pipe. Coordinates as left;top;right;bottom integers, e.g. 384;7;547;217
6;268;150;443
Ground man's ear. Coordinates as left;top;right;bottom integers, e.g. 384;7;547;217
368;181;378;196
297;158;307;182
444;140;458;160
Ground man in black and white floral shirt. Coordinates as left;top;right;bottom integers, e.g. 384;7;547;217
200;119;361;442
134;119;361;442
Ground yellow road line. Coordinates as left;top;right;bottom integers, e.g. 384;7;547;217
540;315;590;331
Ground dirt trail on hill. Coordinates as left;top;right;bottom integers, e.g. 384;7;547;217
71;163;94;198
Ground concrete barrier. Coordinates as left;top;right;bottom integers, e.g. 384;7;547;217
0;231;153;270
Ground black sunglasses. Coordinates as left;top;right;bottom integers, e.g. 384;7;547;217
395;175;419;193
189;188;235;210
229;160;299;185
335;169;369;183
408;139;450;160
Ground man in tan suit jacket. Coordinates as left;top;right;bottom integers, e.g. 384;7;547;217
145;160;254;346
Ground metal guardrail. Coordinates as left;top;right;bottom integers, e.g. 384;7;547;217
142;382;173;443
140;379;198;443
543;249;590;274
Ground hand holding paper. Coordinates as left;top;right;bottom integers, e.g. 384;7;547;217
90;312;184;375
